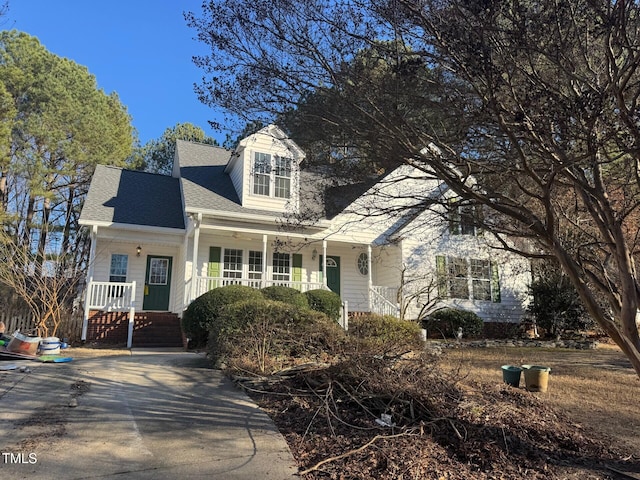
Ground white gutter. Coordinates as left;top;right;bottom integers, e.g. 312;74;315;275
78;220;186;235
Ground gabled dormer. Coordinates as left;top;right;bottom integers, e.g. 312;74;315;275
224;125;305;213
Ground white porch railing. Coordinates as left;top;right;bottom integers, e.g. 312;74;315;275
190;276;327;303
82;281;137;347
370;285;400;317
85;281;137;311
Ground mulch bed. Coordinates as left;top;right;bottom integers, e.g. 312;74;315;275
241;354;638;479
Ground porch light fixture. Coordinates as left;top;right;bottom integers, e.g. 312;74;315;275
136;245;142;257
312;248;317;260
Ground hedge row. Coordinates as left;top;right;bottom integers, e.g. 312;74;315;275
182;285;342;348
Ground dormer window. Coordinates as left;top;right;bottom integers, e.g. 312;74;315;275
252;152;293;199
274;156;292;198
253;152;271;196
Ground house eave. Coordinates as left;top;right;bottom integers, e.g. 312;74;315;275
79;219;186;236
185;207;331;230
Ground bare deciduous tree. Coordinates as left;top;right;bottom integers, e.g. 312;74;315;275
188;0;640;376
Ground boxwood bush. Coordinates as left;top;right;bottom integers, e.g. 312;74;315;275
349;313;424;355
260;285;309;309
422;308;484;339
304;289;342;321
182;285;263;348
209;298;346;373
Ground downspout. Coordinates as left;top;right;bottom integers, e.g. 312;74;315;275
81;224;98;342
190;213;202;303
367;244;373;313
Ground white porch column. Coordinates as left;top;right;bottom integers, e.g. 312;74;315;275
126;281;137;349
82;224;99;342
190;213;202;302
262;234;268;288
322;240;327;287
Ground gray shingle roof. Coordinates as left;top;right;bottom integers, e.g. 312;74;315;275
80;165;185;229
176;140;286;216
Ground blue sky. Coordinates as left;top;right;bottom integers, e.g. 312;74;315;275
5;1;226;145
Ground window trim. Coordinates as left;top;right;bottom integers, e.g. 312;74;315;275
251;151;294;200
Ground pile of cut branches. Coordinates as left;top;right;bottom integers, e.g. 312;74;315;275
243;353;634;479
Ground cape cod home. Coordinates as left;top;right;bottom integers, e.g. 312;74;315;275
78;125;531;347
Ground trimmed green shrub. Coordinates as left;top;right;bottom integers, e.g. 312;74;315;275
304;289;342;321
208;298;346;373
182;285;263;348
422;308;484;339
261;285;309;309
349;313;424;355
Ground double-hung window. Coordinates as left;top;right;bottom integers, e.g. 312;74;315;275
248;250;263;287
109;254;128;283
448;257;470;299
253;152;271;196
274;156;292;198
252;152;293;199
449;201;479;236
272;253;291;283
437;255;500;302
109;254;128;298
470;259;492;301
223;249;243;284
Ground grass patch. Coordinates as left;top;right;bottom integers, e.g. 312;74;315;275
438;345;640;452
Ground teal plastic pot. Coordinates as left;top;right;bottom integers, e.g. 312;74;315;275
501;365;523;387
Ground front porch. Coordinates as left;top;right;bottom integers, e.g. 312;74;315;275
82;276;400;346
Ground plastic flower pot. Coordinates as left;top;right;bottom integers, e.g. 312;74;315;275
523;365;551;392
501;365;523;387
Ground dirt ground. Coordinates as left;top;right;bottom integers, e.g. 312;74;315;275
245;344;640;479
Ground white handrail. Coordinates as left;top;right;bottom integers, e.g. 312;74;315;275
369;285;400;317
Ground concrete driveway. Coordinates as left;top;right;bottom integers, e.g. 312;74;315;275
0;349;298;479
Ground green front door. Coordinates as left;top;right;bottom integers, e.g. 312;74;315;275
143;256;172;311
320;255;341;295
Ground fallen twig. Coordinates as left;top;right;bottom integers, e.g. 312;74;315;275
299;431;417;475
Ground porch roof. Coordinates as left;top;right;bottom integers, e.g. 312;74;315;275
80;165;185;230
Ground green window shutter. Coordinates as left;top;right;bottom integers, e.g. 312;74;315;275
208;246;221;288
491;261;501;303
292;254;303;290
436;255;447;297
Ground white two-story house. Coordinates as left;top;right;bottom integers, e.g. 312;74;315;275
78;125;531;347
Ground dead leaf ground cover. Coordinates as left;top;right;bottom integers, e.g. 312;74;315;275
244;344;640;479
